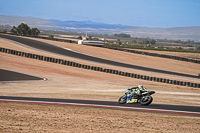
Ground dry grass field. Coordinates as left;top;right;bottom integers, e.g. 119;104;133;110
0;37;200;132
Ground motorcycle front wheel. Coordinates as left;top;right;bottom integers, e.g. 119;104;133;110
140;95;153;105
118;95;127;104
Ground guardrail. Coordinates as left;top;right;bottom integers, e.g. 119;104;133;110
0;47;199;88
103;47;200;64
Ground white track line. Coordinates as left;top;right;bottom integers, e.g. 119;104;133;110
0;99;199;116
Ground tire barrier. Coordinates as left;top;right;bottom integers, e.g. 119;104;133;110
103;47;200;64
0;46;200;88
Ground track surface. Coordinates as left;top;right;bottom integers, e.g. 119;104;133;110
0;34;199;79
0;96;199;115
0;69;43;81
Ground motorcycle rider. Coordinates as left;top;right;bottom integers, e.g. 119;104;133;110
126;85;145;103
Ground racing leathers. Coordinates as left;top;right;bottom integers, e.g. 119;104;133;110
126;87;141;103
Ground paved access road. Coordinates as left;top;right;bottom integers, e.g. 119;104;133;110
0;33;199;79
0;69;43;81
0;96;199;116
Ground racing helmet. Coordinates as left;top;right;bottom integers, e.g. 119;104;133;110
138;85;144;91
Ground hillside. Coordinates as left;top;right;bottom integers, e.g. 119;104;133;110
0;14;200;41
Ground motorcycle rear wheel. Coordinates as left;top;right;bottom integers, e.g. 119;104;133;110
118;95;127;104
140;95;153;105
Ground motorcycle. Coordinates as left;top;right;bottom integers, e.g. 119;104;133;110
118;88;155;105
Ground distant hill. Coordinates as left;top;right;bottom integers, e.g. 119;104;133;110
0;15;199;41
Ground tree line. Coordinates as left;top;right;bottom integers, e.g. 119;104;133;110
114;33;131;38
142;39;156;45
10;23;40;36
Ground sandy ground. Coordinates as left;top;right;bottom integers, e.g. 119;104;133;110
0;102;200;133
0;36;200;132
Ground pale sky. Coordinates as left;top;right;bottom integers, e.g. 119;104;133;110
0;0;200;27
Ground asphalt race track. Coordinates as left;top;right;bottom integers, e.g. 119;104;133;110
0;34;199;79
0;69;43;81
0;96;199;116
